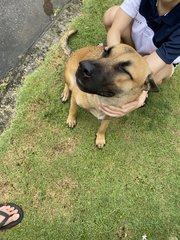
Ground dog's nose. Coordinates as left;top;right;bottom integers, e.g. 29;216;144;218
79;60;94;77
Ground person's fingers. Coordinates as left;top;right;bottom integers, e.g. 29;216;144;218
101;104;123;112
100;103;137;116
104;46;109;51
99;90;149;117
138;91;148;106
99;105;125;117
121;101;138;109
102;102;137;113
143;90;148;97
122;91;148;109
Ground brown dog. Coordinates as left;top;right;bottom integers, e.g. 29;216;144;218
61;44;158;148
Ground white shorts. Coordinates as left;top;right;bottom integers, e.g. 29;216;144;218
120;0;180;64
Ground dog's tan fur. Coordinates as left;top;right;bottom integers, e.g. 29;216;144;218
61;44;154;148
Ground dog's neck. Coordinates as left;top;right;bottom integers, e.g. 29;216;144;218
86;91;141;120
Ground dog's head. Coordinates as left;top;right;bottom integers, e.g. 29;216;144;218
76;44;158;97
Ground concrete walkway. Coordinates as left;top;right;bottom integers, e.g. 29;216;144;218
0;0;70;79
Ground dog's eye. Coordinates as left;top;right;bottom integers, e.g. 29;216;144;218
115;61;133;80
118;61;132;68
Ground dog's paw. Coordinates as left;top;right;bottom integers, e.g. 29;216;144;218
61;92;69;103
66;116;77;128
61;86;70;103
96;134;106;149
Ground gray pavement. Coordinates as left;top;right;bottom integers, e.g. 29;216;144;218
0;0;70;79
0;0;82;135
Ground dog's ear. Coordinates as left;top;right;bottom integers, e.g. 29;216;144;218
144;74;159;92
102;46;114;58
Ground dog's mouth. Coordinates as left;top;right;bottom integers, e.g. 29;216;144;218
76;77;115;97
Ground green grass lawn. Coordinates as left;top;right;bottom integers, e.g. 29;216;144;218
0;0;179;239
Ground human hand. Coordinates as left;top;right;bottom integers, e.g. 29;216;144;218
99;91;148;118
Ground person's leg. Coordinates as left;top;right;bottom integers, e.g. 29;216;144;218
143;54;175;84
103;6;135;47
103;6;119;31
153;64;174;84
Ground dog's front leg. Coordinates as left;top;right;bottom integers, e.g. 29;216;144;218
61;83;70;103
67;94;77;128
96;120;110;148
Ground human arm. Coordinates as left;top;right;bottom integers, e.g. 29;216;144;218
106;0;141;46
106;7;133;46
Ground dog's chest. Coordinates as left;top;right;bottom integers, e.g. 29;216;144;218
87;94;106;120
89;109;106;120
74;90;106;120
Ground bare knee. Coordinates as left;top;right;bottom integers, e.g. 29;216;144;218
154;64;174;85
103;6;134;47
103;6;119;31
